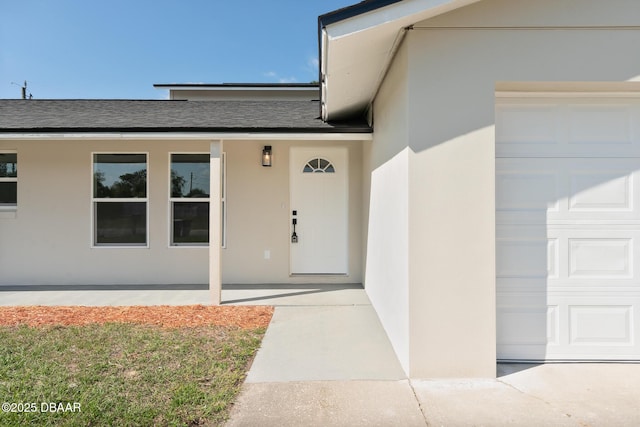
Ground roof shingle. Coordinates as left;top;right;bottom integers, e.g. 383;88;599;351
0;99;371;133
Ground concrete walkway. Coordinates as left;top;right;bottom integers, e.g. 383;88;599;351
224;284;425;426
224;284;406;383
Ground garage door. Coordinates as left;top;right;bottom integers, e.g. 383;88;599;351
496;95;640;361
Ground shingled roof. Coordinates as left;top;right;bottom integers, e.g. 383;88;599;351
0;99;371;133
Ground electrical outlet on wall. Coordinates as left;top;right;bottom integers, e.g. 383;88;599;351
264;250;271;260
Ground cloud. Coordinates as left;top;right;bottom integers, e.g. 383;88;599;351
263;56;319;84
264;71;297;83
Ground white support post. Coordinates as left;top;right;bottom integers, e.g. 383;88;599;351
209;140;223;305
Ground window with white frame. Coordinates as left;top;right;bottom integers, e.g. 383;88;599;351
170;154;210;246
92;153;148;246
0;152;17;209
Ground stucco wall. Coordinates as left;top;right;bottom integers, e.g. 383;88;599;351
367;0;640;378
410;0;640;378
366;41;411;373
0;138;363;287
418;0;640;28
0;139;210;287
222;140;363;284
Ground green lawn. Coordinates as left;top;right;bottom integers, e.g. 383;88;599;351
0;323;265;426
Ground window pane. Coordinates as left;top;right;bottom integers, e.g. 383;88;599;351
0;153;17;178
303;158;335;173
95;202;146;245
171;154;210;198
94;154;147;198
0;182;16;204
172;202;209;245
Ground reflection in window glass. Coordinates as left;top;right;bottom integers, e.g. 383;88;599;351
172;202;210;244
93;154;147;198
0;152;17;207
92;153;147;246
170;154;210;246
170;154;210;198
95;202;146;245
0;153;17;178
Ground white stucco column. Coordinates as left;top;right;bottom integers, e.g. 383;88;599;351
209;140;223;305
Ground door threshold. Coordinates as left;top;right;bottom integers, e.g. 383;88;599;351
290;273;348;277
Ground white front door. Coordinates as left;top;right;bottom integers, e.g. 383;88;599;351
290;147;348;274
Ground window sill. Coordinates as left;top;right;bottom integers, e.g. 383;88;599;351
91;244;150;249
0;209;17;219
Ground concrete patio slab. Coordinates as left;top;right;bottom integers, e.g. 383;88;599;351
0;283;367;307
412;363;640;427
226;381;426;427
412;378;579;426
498;363;640;427
245;305;406;383
0;289;211;306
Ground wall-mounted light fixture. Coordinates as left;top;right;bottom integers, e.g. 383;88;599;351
262;145;272;167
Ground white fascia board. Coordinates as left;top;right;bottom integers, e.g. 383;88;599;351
0;132;372;141
325;0;481;39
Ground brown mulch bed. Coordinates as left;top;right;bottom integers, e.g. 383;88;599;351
0;305;273;330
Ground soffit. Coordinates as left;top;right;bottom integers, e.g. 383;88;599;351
320;0;482;120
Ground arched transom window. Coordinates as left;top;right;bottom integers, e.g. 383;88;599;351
303;158;335;173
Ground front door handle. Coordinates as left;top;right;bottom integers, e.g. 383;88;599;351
291;213;298;243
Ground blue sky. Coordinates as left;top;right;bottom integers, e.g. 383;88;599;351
0;0;355;99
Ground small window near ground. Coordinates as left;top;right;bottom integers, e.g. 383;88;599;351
0;152;17;208
93;153;148;246
170;154;210;246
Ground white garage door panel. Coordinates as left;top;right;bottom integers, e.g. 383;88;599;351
569;237;632;278
569;305;632;345
497;158;640;225
498;293;640;360
497;300;558;360
497;227;640;290
497;237;556;279
496;98;640;158
496;95;640;361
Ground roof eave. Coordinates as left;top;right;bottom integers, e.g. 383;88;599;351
318;0;404;27
0;126;372;134
319;0;483;121
0;130;373;141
